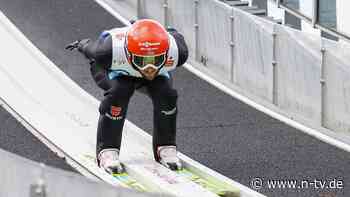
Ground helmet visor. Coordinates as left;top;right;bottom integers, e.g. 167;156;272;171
131;54;166;69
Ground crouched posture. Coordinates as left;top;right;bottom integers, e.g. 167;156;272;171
66;19;188;173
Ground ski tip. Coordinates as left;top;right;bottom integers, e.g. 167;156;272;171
218;190;241;197
112;172;128;176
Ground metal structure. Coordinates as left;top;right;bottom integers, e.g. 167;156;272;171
276;0;350;42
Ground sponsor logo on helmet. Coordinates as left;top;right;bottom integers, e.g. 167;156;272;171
139;42;161;54
140;47;159;51
138;42;161;47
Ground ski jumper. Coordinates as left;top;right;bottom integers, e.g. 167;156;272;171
79;26;188;162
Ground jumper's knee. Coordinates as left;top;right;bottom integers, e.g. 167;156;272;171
154;88;178;111
99;79;134;117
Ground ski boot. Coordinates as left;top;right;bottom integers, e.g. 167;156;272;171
157;145;183;171
98;149;124;174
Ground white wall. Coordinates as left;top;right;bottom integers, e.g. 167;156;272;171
337;0;350;36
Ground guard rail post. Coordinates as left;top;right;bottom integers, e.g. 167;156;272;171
230;7;235;82
163;0;169;28
137;0;143;19
30;163;47;197
272;25;278;106
320;40;326;126
312;0;319;27
194;0;200;62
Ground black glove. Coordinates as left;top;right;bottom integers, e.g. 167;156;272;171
166;27;178;33
65;39;90;51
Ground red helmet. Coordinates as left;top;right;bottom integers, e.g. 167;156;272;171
126;19;169;80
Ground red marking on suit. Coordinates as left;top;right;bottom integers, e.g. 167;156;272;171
111;106;122;117
165;59;175;67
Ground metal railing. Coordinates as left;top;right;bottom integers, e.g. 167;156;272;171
277;0;350;42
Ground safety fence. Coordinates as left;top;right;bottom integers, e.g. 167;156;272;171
0;148;163;197
112;0;350;137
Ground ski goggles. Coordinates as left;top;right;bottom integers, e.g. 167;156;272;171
130;53;167;70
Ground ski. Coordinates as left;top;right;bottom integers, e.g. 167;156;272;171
112;172;148;191
82;154;240;197
176;169;240;197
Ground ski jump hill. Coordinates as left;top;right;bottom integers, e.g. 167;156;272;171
0;11;265;197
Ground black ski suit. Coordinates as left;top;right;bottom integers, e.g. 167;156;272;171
78;27;188;162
